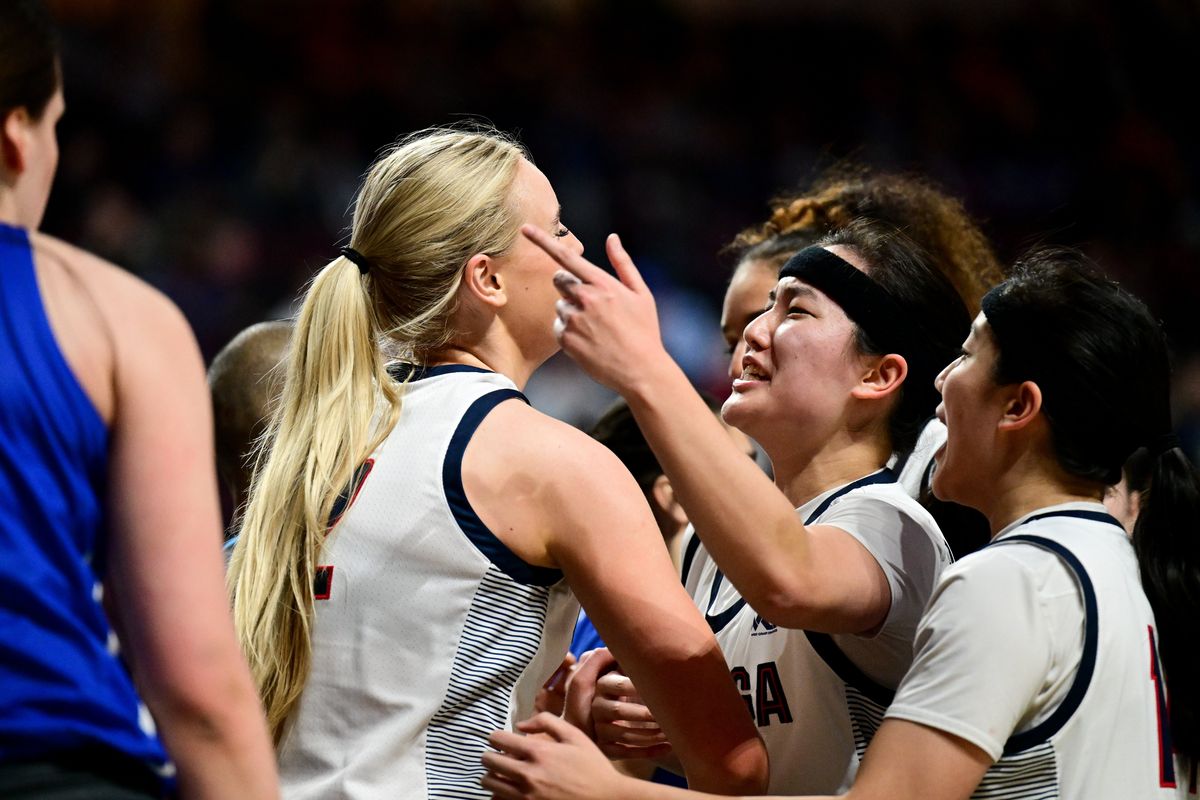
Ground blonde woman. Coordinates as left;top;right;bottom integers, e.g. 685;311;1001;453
227;128;767;800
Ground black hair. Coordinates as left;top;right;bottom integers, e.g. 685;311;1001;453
816;220;972;457
983;249;1200;762
0;1;60;121
590;394;723;493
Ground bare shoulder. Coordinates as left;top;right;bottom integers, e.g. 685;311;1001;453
475;398;632;489
32;233;192;340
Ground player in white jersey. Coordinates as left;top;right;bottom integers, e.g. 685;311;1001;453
479;251;1200;800
716;170;1002;560
488;217;971;794
226;128;767;800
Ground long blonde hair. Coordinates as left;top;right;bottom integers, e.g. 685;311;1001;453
228;127;527;743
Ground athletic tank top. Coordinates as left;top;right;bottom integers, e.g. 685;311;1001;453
0;222;169;773
277;365;578;800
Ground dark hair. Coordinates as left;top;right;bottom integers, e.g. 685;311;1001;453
590;394;723;493
727;167;1004;314
0;1;60;121
982;250;1200;761
815;220;972;457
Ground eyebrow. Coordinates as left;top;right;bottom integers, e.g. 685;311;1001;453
767;283;819;304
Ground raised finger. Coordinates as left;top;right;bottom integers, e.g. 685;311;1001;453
605;233;649;294
522;225;613;286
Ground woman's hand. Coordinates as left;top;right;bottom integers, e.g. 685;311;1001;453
591;671;672;760
521;225;673;396
483;712;630;800
534;653;577;717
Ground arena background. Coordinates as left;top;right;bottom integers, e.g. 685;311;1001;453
42;0;1200;457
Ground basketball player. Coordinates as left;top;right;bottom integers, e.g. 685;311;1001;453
497;219;969;795
209;319;293;531
226;128;767;799
719;170;1002;559
0;2;277;798
483;251;1200;800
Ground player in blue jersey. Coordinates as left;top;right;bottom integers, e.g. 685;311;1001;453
484;251;1200;800
0;3;277;798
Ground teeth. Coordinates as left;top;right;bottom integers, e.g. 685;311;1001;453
741;367;768;381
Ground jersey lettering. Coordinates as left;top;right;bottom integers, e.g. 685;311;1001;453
730;661;793;727
1149;626;1176;788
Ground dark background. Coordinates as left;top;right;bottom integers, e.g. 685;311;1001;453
42;0;1200;451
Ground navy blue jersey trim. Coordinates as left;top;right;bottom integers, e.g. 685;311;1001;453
703;570;747;634
800;468;899;704
443;389;562;587
389;363;495;382
990;531;1100;755
680;532;703;586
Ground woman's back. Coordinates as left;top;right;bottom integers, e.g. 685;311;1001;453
278;365;577;798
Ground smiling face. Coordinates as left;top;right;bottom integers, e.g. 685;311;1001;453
491;158;583;360
931;313;1010;508
721;272;867;451
721;258;779;382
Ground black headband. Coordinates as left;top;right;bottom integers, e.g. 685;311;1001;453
340;246;370;275
778;246;910;358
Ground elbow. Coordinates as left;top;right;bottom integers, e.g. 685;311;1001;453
690;736;770;795
744;578;824;631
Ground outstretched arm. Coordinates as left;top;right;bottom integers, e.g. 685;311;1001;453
484;713;989;800
523;226;889;634
102;277;278;799
468;402;767;794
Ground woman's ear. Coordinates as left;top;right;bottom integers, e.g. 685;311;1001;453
850;353;908;402
997;380;1042;432
1;107;30;175
460;252;506;310
650;474;688;529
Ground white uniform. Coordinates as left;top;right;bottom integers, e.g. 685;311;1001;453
679;469;951;793
886;502;1182;799
277;365;578;800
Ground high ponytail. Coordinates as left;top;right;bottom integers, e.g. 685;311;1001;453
228;256;400;742
227;126;527;744
1133;445;1200;763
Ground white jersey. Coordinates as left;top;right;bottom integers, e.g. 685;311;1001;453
887;502;1183;799
679;469;951;793
277;365;578;800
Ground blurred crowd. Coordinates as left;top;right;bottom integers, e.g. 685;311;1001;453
41;0;1200;452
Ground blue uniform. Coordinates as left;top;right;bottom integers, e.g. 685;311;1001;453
0;223;168;776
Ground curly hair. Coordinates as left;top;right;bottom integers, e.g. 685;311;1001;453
727;166;1004;313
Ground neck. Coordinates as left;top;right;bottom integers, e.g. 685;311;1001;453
767;430;891;508
428;339;546;390
0;194;26;228
977;455;1106;536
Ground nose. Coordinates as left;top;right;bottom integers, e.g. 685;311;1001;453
742;310;771;356
569;230;585;257
934;357;955;395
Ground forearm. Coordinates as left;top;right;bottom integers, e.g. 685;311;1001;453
622;360;813;614
150;674;279;799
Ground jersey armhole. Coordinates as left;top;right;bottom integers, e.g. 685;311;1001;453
442;389;563;587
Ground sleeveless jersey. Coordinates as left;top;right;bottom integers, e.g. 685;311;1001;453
679;469;951;793
0;223;169;773
887;503;1180;799
277;365;578;799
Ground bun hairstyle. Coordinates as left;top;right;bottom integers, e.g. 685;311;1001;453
982;249;1200;763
